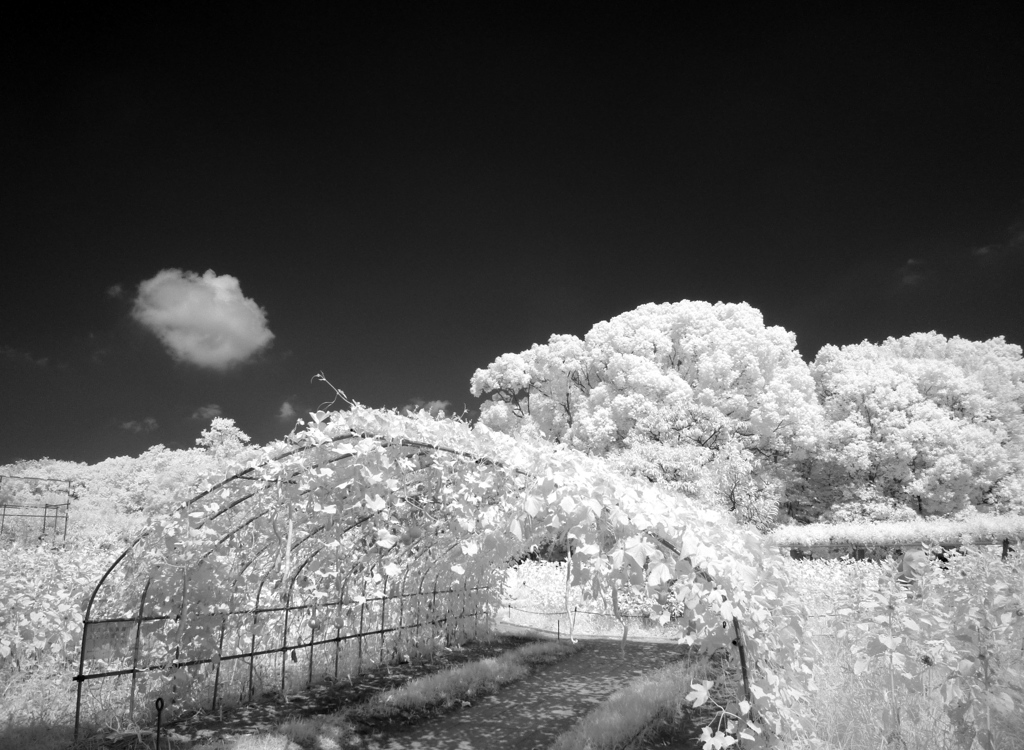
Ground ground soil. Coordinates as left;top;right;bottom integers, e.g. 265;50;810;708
358;626;707;750
78;625;712;749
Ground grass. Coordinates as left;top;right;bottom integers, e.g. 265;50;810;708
191;735;301;750
190;638;580;750
550;651;717;750
276;639;578;747
354;639;576;721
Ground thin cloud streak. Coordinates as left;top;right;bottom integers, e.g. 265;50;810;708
120;417;158;433
191;404;223;420
0;346;49;368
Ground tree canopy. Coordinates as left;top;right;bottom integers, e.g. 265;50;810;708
471;301;822;528
796;332;1024;520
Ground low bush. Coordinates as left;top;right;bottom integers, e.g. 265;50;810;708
782;549;1024;750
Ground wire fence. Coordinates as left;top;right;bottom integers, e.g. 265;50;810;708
73;575;491;740
504;603;655;620
0;474;71;542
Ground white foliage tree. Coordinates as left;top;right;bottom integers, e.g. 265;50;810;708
471;300;823;528
196;417;252;461
800;332;1024;520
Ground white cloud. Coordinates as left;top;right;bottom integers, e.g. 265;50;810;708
121;417;158;433
107;283;125;298
132;269;274;370
278;400;297;420
191;403;223;420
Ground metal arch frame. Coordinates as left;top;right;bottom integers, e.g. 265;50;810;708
70;414;829;746
72;431;511;742
0;474;73;541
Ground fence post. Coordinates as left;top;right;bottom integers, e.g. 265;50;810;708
129;580;152;722
307;612;316;688
248;582;264;701
63;480;71;541
334;574;349;680
333;599;342;680
357;577;367;674
445;584;454;647
379;574;388;665
431;580;438;653
211;582;240;713
732;617;756;722
458;585;467;643
394;570;411;661
281;582;295;697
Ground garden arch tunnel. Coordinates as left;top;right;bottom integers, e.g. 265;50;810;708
73;405;810;744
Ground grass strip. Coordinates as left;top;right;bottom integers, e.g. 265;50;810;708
267;639;581;749
355;640;579;721
550;655;709;750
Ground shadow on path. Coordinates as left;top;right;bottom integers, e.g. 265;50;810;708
142;637;537;748
364;638;687;750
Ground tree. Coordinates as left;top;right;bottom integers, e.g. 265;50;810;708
196;417;252;461
84;445;217;516
797;332;1024;520
471;300;823;528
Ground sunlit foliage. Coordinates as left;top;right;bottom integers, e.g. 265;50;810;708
71;402;813;747
796;332;1024;521
471;300;823;530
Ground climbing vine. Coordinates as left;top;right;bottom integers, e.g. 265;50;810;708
79;402;813;747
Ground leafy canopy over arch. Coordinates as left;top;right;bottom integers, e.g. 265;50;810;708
91;403;812;747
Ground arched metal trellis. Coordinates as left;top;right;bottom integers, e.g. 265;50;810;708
72;404;814;746
72;412;521;740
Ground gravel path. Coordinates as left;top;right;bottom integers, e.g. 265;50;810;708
362;637;688;750
84;629;704;750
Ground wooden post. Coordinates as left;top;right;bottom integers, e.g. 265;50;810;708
733;617;756;722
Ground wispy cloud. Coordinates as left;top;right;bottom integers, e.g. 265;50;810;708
107;283;125;299
898;258;926;286
132;269;274;370
278;400;297;420
968;210;1024;264
120;417;158;433
0;345;49;367
191;403;223;420
401;398;452;417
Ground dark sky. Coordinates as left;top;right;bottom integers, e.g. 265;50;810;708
2;7;1023;465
